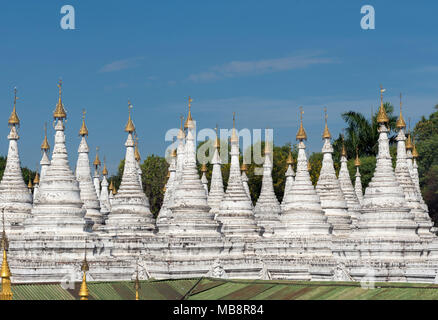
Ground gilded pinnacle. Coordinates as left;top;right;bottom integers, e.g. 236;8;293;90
53;79;67;119
322;107;331;139
8;88;20;127
240;163;247;172
41;123;50;151
231;112;238;143
33;172;40;185
201;163;207;172
296;107;307;140
406;133;414;150
124;101;135;133
377;85;389;123
27;178;33;189
396;93;406;129
93;147;101;167
287;151;294;165
355;148;361;167
102;158;108;176
184;96;194;129
79;109;88;136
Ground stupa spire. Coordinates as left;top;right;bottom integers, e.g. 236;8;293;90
201;163;209;196
240;163;251;199
277;109;330;237
75;111;103;227
79;251;89;300
208;126;225;213
217;113;259;238
53;79;67;120
92;147;101;198
184;96;194;129
254;136;281;237
39;123;51;184
354;147;364;205
316;111;352;235
125;101;135;133
281;150;295;210
0;216;12;301
157;147;177;224
99;157;111;215
0;88;33;227
102;103;155;235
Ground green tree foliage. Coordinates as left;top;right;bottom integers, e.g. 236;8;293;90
414;105;438;220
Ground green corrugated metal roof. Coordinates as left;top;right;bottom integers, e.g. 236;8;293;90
8;278;438;300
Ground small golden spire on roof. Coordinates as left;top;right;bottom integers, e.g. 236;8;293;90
0;212;12;301
8;88;20;127
201;163;207;172
322;107;331;139
124;101;136;133
177;116;185;140
171;148;177;158
396;93;406;129
214;125;220;148
287;151;294;165
102;157;108;176
93;147;101;167
377;85;389;123
231;112;238;143
53;79;67;120
27;178;33;190
307;161;312;172
41;122;50;151
355;147;361;167
134;137;141;162
296;107;307;140
412;137;419;158
79;250;89;301
112;184;117;195
406;132;414;150
109;180;114;192
240;163;247;172
79;109;89;136
33;172;40;185
264;137;272;155
134;266;140;300
162;185;167;193
341;135;347;158
184;96;194;129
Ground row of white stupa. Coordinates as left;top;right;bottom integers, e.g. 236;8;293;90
2;83;438;284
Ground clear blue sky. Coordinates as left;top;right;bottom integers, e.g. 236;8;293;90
1;0;437;174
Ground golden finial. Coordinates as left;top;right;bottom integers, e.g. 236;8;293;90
296;107;307;140
53;79;67;120
162;185;167;192
201;163;207;172
27;178;33;190
412;137;419;158
171;148;177;158
33;172;40;185
134;138;141;162
322;107;331;139
307;160;312;172
8;87;20;127
134;266;140;300
102;157;108;176
214;125;220;148
377;85;389;123
41;122;50;151
109;180;114;192
79;249;89;301
79;109;89;136
231;112;238;143
341;134;347;157
264;136;272;155
112;184;117;195
93;147;101;167
287;151;294;165
240;163;247;172
177;116;185;140
355;147;361;167
0;212;12;301
184;97;194;129
396;93;406;129
406;132;414;150
124;101;136;133
166;170;170;179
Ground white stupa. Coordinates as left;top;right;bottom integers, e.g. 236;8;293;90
277;108;331;236
0;89;33;229
156;148;176;225
354;151;364;205
207;132;224;214
338;142;361;227
99;159;111;216
254;140;281;236
92;148;101;199
281;151;295;210
315;114;351;236
216;114;260;238
32;172;40;203
75;111;104;227
25;80;92;233
200;163;209;196
102;102;155;235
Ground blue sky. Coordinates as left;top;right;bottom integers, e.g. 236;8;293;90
1;0;438;174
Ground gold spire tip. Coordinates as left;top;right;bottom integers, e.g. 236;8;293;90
79;109;89;136
53;79;67;120
124;101;136;133
377;85;389;123
396;93;406;129
296;107;307;140
8;87;20;127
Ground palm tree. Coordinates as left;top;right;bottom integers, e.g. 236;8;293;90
333;102;397;159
